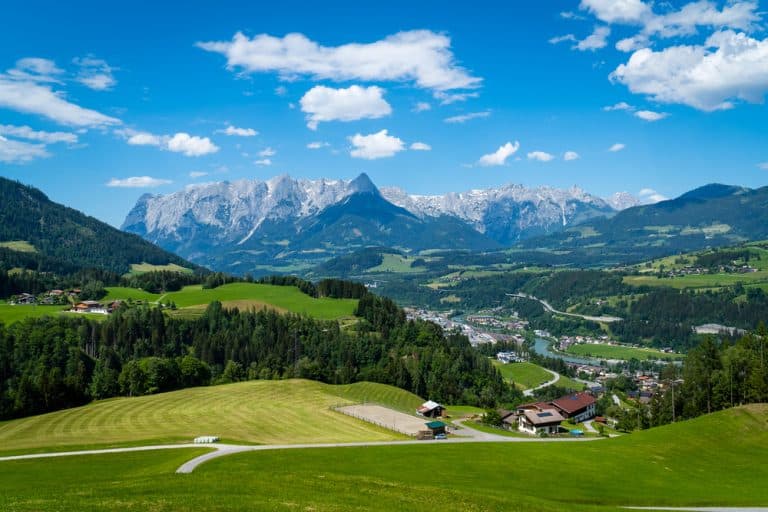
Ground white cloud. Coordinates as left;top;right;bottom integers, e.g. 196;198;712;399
189;171;208;178
410;142;431;151
121;130;219;156
564;151;580;161
0;124;77;144
561;11;587;20
575;26;611;51
217;125;258;136
73;57;117;91
550;34;578;45
197;30;481;93
527;151;555;162
580;0;761;49
307;141;329;149
5;57;64;83
611;30;768;111
126;131;162;146
0;135;49;163
609;143;626;152
579;0;651;24
254;158;272;166
258;147;276;157
300;85;391;130
0;76;120;127
106;176;172;188
348;129;405;160
634;109;668;121
444;111;491;123
167;133;219;156
274;85;287;96
757;162;768;170
434;91;479;104
638;187;668;203
412;101;431;112
478;141;520;166
603;101;634;111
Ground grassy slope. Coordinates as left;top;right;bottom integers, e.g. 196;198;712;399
127;262;193;275
368;253;425;273
0;380;421;454
0;304;68;324
1;405;766;511
163;283;357;320
0;240;36;253
493;360;553;390
566;343;683;361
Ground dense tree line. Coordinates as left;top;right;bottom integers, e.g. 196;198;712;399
0;287;517;420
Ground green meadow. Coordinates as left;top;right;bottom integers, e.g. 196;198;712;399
493;360;553;390
565;343;683;361
368;253;426;273
0;240;36;253
127;262;193;275
0;380;417;455
0;304;68;324
0;404;765;511
163;283;357;320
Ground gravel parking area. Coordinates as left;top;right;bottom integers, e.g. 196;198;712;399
336;405;429;436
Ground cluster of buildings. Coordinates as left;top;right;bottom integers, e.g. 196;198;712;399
404;308;501;346
9;288;81;305
464;314;528;331
666;264;757;278
499;392;598;436
496;351;527;363
70;300;123;315
557;334;613;351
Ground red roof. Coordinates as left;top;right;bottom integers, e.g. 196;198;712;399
551;392;596;414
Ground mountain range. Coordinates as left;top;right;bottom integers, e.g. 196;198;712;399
122;173;636;271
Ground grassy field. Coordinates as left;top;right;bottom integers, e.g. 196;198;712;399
0;240;36;253
493;361;553;390
0;304;69;324
367;253;426;273
127;262;193;275
566;343;683;361
0;380;420;455
103;286;161;302
1;405;765;511
162;283;357;320
555;374;588;391
624;272;768;289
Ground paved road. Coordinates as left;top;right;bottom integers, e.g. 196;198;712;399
507;293;623;323
523;367;560;397
0;427;603;474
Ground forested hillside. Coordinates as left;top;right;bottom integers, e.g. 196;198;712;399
0;177;195;275
0;282;516;420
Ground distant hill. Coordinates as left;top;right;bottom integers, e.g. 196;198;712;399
518;183;768;265
0;177;197;275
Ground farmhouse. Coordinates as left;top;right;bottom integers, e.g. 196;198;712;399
13;293;36;305
551;392;597;423
518;408;564;435
72;301;108;314
416;400;444;418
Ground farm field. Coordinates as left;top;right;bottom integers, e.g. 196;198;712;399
0;304;69;324
103;286;161;302
565;343;683;361
493;361;553;390
367;253;425;273
0;405;765;511
127;262;193;275
624;271;768;289
0;240;36;253
0;380;418;455
163;283;358;320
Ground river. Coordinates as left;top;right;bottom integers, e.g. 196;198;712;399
532;337;600;365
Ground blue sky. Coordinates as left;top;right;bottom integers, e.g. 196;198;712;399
1;0;767;226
